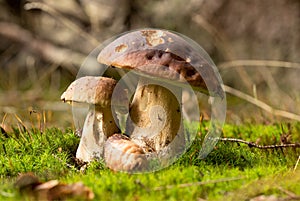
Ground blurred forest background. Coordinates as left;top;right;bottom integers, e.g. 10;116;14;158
0;0;299;131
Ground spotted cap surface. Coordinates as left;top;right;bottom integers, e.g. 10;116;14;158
97;29;223;97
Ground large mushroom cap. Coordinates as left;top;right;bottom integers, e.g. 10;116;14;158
97;29;223;97
61;76;126;106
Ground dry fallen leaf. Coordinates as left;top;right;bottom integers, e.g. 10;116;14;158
48;182;95;201
15;173;94;201
249;195;281;201
34;180;60;201
15;172;41;194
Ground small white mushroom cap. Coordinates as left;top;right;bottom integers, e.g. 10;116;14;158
61;76;127;107
61;76;129;162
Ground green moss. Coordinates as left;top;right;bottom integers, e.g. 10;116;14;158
0;123;300;200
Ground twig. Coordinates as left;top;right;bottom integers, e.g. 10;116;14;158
1;113;8;128
277;186;300;200
219;137;300;149
152;177;244;191
223;84;300;122
218;60;300;70
0;22;83;75
294;155;300;172
14;114;29;133
52;154;79;172
220;60;300;112
24;1;100;47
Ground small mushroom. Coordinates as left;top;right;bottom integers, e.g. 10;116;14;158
98;29;224;155
104;133;147;172
61;76;127;162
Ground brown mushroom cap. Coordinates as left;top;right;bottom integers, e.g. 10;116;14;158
97;29;223;97
61;76;126;106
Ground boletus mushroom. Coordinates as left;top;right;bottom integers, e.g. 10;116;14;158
61;76;127;162
97;29;223;157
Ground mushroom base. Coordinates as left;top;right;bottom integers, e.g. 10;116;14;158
104;134;148;172
76;106;120;162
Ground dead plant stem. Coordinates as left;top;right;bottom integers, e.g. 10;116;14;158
223;85;300;121
153;177;244;191
219;137;300;149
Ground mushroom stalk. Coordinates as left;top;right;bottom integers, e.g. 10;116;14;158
126;78;185;153
76;105;120;162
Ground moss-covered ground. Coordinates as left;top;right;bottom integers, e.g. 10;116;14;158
1;122;300;200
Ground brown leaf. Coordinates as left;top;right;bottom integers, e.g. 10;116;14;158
15;173;94;201
15;172;41;194
48;182;95;201
34;180;60;201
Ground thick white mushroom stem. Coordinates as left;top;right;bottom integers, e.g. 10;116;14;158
76;105;120;162
126;79;185;154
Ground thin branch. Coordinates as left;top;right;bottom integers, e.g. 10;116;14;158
218;60;300;70
52;154;79;172
219;137;300;149
24;1;100;47
294;155;300;172
0;22;84;75
277;186;300;200
223;84;300;122
152;177;244;191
